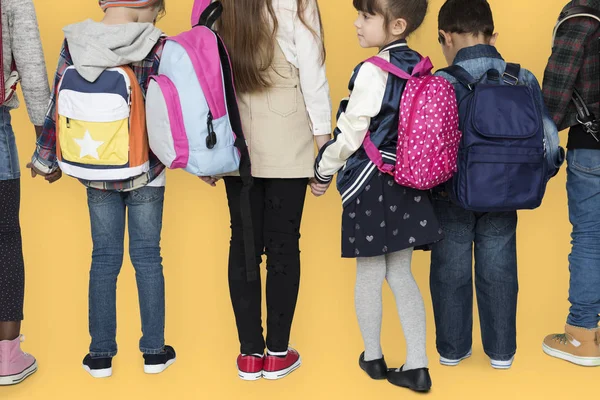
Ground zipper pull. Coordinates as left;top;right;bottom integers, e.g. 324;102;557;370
66;117;71;128
206;112;217;149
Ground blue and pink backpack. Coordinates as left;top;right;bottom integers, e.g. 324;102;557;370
146;0;246;177
146;0;256;280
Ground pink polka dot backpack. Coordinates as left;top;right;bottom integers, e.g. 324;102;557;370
362;56;461;190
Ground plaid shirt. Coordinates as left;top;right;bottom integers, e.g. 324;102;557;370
30;37;166;192
542;0;600;131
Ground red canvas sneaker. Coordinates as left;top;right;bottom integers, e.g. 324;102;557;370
263;348;301;380
237;354;264;381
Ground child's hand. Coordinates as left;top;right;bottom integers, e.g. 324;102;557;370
310;178;330;197
26;163;62;184
199;176;219;187
27;162;47;178
45;169;62;184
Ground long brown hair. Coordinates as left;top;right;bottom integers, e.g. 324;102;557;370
218;0;326;93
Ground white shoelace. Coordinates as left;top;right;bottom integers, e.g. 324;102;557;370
19;335;32;357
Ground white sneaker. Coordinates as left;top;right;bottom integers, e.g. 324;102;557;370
439;349;472;366
490;356;514;369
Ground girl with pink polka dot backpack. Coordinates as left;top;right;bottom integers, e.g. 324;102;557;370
312;0;460;393
361;55;461;190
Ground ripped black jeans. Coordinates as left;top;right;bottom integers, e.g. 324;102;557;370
225;177;308;355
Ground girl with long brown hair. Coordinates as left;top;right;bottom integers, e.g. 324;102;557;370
205;0;331;381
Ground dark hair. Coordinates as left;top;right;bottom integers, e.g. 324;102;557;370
353;0;428;37
438;0;494;38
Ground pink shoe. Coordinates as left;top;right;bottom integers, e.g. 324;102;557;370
0;336;37;386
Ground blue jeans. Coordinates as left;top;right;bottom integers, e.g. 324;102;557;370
87;186;166;357
430;193;518;361
0;107;20;180
566;149;600;329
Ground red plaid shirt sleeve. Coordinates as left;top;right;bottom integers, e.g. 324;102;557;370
30;40;73;174
542;16;599;130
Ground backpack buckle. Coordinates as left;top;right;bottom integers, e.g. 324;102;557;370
502;72;519;85
577;116;600;142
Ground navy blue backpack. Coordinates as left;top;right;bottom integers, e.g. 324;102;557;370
440;64;548;212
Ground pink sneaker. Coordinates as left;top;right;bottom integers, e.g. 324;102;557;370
0;336;37;386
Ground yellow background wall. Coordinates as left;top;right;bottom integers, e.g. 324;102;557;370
3;0;593;399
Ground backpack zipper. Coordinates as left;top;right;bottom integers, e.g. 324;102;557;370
206;111;217;149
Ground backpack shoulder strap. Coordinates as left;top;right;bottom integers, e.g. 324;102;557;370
439;65;477;90
197;1;223;29
365;56;433;80
365;57;412;80
553;5;600;45
215;34;257;282
503;63;521;85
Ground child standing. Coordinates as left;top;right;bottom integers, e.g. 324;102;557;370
0;0;50;386
431;0;563;370
542;0;600;367
29;0;175;378
210;0;332;381
312;0;442;392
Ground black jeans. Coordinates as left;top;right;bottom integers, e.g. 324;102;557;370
225;177;308;355
0;179;24;322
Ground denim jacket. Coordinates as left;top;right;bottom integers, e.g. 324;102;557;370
435;45;565;178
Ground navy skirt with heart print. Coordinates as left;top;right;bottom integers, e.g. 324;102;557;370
341;172;444;258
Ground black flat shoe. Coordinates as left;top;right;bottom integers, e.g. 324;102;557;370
386;366;432;392
359;352;387;380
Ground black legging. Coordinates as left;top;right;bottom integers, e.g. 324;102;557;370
225;177;308;355
0;179;24;322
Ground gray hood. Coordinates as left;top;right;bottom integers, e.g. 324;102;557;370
63;19;162;82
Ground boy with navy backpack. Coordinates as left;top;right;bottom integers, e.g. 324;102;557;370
430;0;564;370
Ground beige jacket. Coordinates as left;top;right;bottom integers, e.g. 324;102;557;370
238;45;317;179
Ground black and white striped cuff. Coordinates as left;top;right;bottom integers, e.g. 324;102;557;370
314;167;333;184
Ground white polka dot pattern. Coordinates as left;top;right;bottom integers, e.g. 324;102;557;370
394;76;461;190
